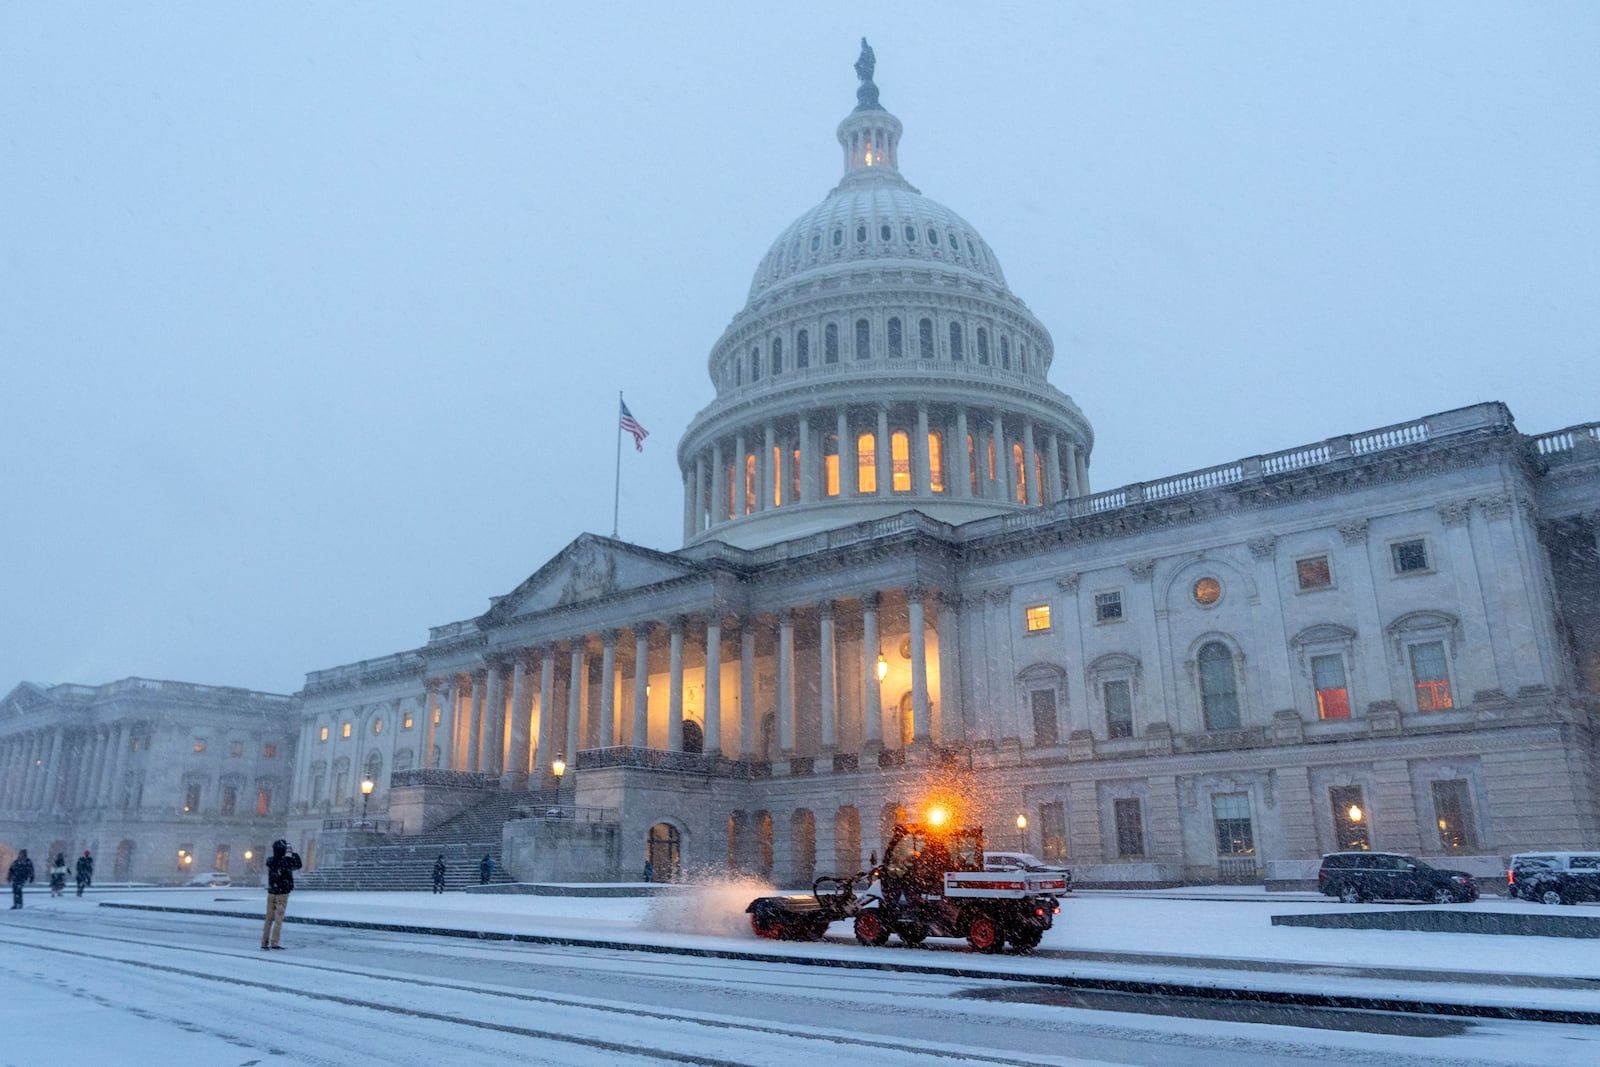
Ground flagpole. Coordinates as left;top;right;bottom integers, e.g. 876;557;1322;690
612;390;623;539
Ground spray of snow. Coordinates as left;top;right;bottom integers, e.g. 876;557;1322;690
640;871;777;938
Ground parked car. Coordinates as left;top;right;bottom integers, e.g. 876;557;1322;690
184;871;232;887
1507;851;1600;905
983;851;1072;892
1317;851;1479;903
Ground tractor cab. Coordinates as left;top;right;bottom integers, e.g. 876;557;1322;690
879;823;984;902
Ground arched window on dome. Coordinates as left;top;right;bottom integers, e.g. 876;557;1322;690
790;445;800;503
987;435;998;487
823;433;840;497
1034;450;1045;505
1012;443;1027;504
771;337;783;376
948;231;960;257
927;227;939;246
1198;642;1242;731
1019;342;1028;373
796;329;810;369
744;454;757;515
750;347;761;382
725;465;736;521
904;224;917;243
856;224;867;244
891;431;911;492
857;433;877;494
771;445;782;507
1001;335;1011;370
918;318;934;360
832;227;843;248
732;360;742;387
967;434;980;495
855;319;871;360
880;223;892;242
810;233;821;253
824;324;839;364
976;327;990;365
928;431;945;493
887;317;903;358
949;322;964;361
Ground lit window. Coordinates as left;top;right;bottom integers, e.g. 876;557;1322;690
772;445;782;506
1392;539;1429;574
1409;641;1453;710
1198;642;1241;730
824;434;840;496
1193;577;1221;605
857;433;877;493
1330;785;1369;850
318;726;329;742
341;722;352;739
967;434;979;494
183;784;201;814
256;789;272;816
948;321;964;360
262;743;277;758
1432;779;1476;850
228;740;243;758
928;432;944;492
744;454;756;514
1039;801;1067;863
192;738;207;753
1024;605;1052;632
402;714;413;730
1296;556;1332;590
1104;680;1133;738
1311;654;1350;719
891;431;910;491
373;718;384;735
1212;793;1254;856
220;786;237;816
1094;591;1122;622
1012;443;1026;503
790;447;800;502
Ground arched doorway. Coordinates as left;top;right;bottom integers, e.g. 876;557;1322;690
790;809;816;886
755;811;774;881
834;806;861;873
647;822;681;882
114;839;136;881
681;718;704;754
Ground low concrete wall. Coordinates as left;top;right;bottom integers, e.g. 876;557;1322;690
1272;909;1600;938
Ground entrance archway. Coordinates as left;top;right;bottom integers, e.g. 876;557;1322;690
114;839;136;881
647;822;681;882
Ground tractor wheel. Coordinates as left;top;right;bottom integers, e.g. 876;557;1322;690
854;911;890;946
750;914;781;939
899;924;928;947
966;916;1003;953
1010;928;1043;951
804;919;830;941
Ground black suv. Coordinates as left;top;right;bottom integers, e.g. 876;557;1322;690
1318;851;1480;904
1508;852;1600;905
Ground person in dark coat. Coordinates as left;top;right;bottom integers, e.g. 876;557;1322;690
478;854;493;885
642;859;654;883
8;850;35;909
260;840;302;949
432;855;447;894
49;853;68;897
75;851;93;897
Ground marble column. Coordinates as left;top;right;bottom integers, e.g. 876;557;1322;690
1023;419;1039;506
818;600;837;753
1076;449;1090;496
1045;431;1063;504
797;413;813;501
955;409;972;498
777;609;795;757
990;410;1006;501
936;594;963;743
739;617;757;758
668;618;685;752
482;665;505;776
711;441;725;524
914;402;930;494
422;681;439;770
632;624;651;747
1064;440;1081;497
506;652;532;788
599;630;617;747
875;404;891;495
763;423;776;510
908;589;931;746
704;615;722;755
103;722;129;809
470;671;489;773
438;680;458;770
566;642;585;761
861;593;883;750
837;408;853;494
734;430;748;516
536;647;555;778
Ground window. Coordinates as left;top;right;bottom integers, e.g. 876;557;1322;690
904;223;916;242
887;317;903;358
948;322;964;360
373;718;384;735
1104;680;1133;738
856;223;867;243
183;783;201;814
796;328;809;368
1212;793;1254;855
215;845;230;873
976;327;989;364
1311;654;1350;719
772;445;782;506
1001;335;1010;367
1114;798;1144;857
1409;641;1453;710
1330;785;1369;850
811;233;821;252
927;226;939;245
928;431;944;492
824;434;840;496
1094;591;1123;622
1432;780;1476;851
857;433;877;493
855;318;871;360
750;346;761;381
1024;605;1052;632
192;738;207;753
890;431;910;491
1030;690;1059;745
880;223;892;241
1039;801;1068;863
771;337;782;375
918;318;934;359
832;227;843;247
228;740;243;758
824;323;839;363
968;434;980;494
1392;538;1429;574
1012;442;1026;503
1193;577;1222;605
1296;555;1332;590
256;788;272;816
341;722;352;739
1198;642;1241;730
220;785;237;816
262;743;277;758
401;714;413;731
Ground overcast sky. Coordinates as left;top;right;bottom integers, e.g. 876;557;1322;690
3;2;1596;696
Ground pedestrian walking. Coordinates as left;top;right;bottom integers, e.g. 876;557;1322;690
75;851;94;897
478;854;493;885
642;859;654;883
432;855;447;894
260;840;302;950
49;853;68;898
8;850;34;909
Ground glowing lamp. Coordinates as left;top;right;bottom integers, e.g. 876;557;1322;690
876;654;888;682
552;753;566;779
1016;814;1028;831
1348;805;1363;823
926;805;950;827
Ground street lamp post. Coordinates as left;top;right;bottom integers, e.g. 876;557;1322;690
1016;813;1028;852
360;776;374;826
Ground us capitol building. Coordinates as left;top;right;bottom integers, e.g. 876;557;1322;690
4;45;1598;889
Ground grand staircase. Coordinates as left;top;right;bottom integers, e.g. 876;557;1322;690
299;788;556;891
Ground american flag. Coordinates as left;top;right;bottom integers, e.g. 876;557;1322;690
619;399;649;451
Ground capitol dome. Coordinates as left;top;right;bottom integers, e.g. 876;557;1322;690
677;41;1093;549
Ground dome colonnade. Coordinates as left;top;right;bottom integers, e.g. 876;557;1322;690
678;41;1093;550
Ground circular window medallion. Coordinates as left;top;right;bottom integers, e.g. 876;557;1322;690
1193;577;1222;605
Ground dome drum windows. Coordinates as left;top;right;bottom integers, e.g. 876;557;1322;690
976;327;990;365
771;336;783;376
750;347;761;382
856;224;868;244
824;323;839;364
796;329;810;368
855;318;871;360
904;224;917;243
880;223;892;242
887;317;903;358
948;322;964;361
918;318;935;360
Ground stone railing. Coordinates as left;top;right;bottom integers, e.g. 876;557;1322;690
322;817;402;833
389;769;500;791
304;651;425;691
577;746;750;777
1531;421;1600;458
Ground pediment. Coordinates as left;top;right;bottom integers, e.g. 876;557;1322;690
0;682;55;721
483;534;702;622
